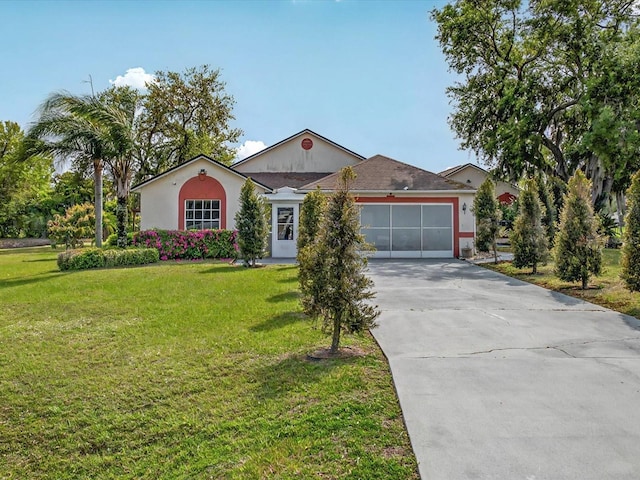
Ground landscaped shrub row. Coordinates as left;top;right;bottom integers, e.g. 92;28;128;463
57;247;159;271
133;229;239;260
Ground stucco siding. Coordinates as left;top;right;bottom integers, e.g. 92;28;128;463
233;133;361;173
137;158;266;231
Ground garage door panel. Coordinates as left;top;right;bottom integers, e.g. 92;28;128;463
422;204;451;227
391;228;421;251
423;227;453;251
360;203;454;258
362;228;390;251
361;205;390;227
392;205;421;227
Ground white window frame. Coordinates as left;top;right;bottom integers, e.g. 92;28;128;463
185;199;221;230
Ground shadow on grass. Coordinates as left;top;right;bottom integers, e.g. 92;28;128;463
250;311;307;332
23;258;57;263
197;265;246;275
0;272;65;289
253;353;359;400
266;291;300;303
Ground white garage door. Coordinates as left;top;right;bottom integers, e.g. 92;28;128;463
360;204;453;258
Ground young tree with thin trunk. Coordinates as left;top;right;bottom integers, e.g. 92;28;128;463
309;167;379;354
554;171;603;290
621;170;640;291
473;177;501;263
235;178;267;267
511;179;548;274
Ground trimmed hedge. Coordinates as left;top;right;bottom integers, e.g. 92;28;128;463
133;229;239;261
57;247;159;271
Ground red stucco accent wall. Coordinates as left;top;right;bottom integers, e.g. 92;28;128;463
178;175;227;229
354;196;460;257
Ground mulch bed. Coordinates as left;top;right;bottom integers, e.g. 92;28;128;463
306;346;367;361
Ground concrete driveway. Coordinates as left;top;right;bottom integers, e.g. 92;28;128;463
368;259;640;480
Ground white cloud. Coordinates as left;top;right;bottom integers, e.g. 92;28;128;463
236;140;267;160
109;67;155;89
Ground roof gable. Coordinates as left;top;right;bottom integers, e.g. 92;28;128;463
131;155;271;192
300;155;475;192
232;128;365;173
439;163;487;177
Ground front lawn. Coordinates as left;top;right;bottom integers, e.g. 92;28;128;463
0;248;418;479
484;249;640;319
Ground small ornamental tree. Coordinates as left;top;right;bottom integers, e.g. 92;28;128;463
537;175;557;246
47;203;95;249
309;167;379;354
297;188;327;320
511;179;548;274
553;171;603;290
235;178;267;267
297;187;326;253
473;177;501;263
621;170;640;291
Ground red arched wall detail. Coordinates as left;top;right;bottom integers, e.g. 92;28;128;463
178;176;227;229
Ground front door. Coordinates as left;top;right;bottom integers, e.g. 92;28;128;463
271;204;298;258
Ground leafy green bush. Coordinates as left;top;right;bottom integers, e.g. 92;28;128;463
103;248;159;267
105;232;134;247
57;247;159;271
47;203;95;249
57;247;104;271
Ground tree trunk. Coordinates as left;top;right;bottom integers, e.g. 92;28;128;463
93;159;103;247
616;191;626;230
330;311;342;354
493;240;498;264
541;135;569;182
116;194;128;248
532;263;537;274
582;275;588;290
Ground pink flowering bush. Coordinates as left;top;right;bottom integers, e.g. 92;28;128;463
133;229;239;261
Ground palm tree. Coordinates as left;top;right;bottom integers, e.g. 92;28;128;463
27;92;109;247
96;86;140;248
28;86;140;248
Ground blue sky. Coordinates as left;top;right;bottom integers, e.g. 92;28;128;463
0;0;475;173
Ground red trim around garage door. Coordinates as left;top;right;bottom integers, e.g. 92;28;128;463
178;176;227;229
355;196;460;257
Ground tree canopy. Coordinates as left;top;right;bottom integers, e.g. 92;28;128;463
432;0;640;210
135;65;242;181
0;121;54;238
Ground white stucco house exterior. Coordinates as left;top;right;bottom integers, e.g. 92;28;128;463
132;129;477;258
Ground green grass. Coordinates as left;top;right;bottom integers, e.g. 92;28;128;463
0;248;418;479
484;248;640;319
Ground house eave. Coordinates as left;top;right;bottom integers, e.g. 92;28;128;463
131;155;272;193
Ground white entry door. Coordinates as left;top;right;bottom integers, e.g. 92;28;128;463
271;204;299;258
